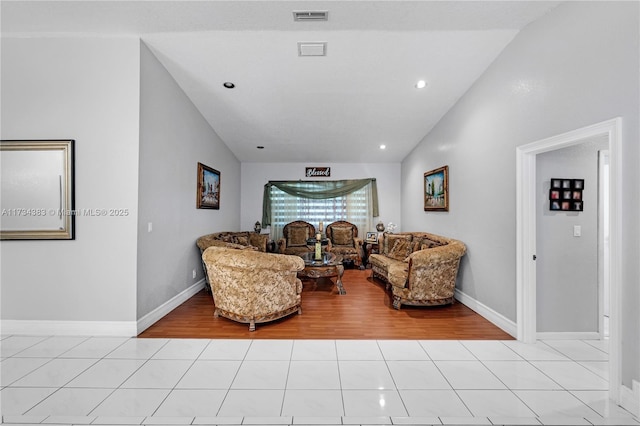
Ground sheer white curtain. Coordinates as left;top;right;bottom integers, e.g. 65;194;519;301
269;183;374;241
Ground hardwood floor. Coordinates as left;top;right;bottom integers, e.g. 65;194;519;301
139;268;514;340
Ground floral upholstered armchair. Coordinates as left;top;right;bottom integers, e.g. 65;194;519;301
196;231;269;291
201;246;305;331
277;220;316;256
325;221;364;268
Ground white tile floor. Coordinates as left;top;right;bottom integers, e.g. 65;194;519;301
1;336;639;426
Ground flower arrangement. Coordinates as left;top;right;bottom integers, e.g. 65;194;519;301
386;222;397;233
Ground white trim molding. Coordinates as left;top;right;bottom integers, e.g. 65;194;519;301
0;319;137;336
455;289;517;338
136;279;206;334
619;380;640;418
515;117;622;403
0;279;206;337
536;332;600;340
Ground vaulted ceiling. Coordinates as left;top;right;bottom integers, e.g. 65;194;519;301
2;1;562;162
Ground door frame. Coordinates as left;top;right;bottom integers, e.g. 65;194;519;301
597;150;610;340
515;117;622;401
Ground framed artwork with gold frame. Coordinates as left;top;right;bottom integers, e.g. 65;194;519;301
424;165;449;211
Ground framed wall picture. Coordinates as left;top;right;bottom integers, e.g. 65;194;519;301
424;165;449;211
197;162;220;209
549;178;584;212
365;231;378;243
1;140;75;240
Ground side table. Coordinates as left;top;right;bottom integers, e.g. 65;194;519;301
363;242;379;268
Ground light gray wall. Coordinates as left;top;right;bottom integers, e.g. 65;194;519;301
1;37;141;322
240;162;401;233
536;137;608;333
400;1;639;385
137;42;241;319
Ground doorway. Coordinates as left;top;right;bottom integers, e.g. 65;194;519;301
535;137;609;339
516;118;622;402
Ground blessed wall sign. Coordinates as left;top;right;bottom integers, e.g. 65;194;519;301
305;167;331;177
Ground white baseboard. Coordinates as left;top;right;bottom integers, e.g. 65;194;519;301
136;279;205;334
454;289;517;338
620;380;640;417
0;279;206;337
0;319;137;336
536;331;601;340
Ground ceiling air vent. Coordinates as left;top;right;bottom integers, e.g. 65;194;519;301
298;42;327;57
293;10;328;21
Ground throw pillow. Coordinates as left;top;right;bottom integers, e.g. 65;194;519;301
219;233;234;243
388;238;412;261
331;226;354;246
384;234;412;254
235;235;249;246
287;226;309;247
421;239;443;249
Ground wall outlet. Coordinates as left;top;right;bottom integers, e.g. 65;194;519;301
147;222;153;233
192;269;197;279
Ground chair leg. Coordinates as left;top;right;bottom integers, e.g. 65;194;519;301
393;297;402;310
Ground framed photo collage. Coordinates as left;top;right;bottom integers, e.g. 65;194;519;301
549;178;584;212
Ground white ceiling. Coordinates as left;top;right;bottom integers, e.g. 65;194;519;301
2;1;562;163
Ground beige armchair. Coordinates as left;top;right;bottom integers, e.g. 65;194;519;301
202;246;305;331
325;221;364;268
277;220;316;256
196;231;269;291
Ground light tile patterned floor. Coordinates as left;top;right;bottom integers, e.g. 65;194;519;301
1;336;638;426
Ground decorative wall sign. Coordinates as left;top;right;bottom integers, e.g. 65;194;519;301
305;167;331;177
549;178;584;211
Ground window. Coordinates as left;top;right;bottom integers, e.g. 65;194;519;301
266;180;376;241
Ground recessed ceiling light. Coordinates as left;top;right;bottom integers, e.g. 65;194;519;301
256;146;264;149
379;144;386;150
223;82;235;89
415;80;427;89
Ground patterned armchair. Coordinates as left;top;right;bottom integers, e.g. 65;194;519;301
277;220;316;256
196;231;268;291
202;246;305;331
326;221;364;268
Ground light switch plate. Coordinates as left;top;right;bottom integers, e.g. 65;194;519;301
573;225;581;237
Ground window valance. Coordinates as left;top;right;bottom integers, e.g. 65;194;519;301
262;178;378;226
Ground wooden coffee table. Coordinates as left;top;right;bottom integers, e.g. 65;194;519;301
297;252;346;295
